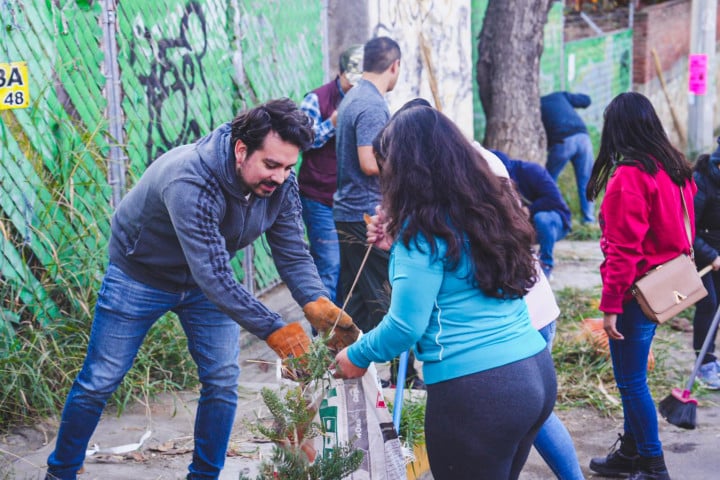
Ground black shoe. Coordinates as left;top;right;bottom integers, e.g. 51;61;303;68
589;434;639;477
627;455;671;480
627;471;670;480
380;378;393;388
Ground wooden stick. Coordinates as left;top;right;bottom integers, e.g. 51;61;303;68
699;264;713;277
651;48;686;148
419;32;442;112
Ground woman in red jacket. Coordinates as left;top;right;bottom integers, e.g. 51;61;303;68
586;92;695;480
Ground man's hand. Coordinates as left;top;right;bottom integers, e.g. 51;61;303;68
333;347;367;379
303;297;360;351
265;323;312;381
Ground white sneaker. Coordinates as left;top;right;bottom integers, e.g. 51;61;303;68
697;362;720;390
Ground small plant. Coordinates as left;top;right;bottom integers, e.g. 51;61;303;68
391;395;426;451
242;339;364;480
241;442;363;480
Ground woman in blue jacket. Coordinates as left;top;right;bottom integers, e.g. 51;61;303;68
334;105;557;480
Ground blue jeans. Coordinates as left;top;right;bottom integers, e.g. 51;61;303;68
534;322;585;480
546;132;595;223
46;264;241;480
534;210;570;276
301;196;340;304
609;299;662;457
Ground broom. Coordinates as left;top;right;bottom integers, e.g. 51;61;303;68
659;266;718;429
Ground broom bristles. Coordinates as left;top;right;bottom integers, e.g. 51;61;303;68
659;388;697;429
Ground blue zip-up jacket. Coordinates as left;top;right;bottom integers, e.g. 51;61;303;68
540;91;591;147
347;234;545;384
492;150;572;230
108;123;327;339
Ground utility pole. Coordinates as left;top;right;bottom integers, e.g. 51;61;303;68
688;0;717;159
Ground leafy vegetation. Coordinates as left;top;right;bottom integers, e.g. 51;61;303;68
242;339;364;480
393;395;426;450
0;112;198;431
0;276;198;430
552;286;708;417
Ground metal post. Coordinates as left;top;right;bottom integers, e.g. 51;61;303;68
559;0;566;91
688;0;717;159
321;0;330;83
101;0;126;208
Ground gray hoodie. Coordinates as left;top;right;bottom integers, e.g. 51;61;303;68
108;123;326;339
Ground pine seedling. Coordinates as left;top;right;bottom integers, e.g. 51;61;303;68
244;337;365;479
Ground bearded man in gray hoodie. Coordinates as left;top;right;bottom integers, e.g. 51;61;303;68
45;98;359;480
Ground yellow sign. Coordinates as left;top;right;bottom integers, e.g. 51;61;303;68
0;61;30;110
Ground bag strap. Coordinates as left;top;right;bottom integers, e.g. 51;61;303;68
680;184;694;259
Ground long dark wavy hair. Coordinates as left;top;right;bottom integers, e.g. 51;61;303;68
587;92;692;201
375;106;536;298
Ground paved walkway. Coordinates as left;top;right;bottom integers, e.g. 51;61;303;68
4;240;720;479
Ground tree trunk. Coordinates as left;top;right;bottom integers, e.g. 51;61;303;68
477;0;553;164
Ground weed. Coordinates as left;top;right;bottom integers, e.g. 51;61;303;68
567;220;602;241
392;394;426;449
0;111;197;431
553;287;691;417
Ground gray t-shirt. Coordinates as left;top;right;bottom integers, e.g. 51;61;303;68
333;79;390;222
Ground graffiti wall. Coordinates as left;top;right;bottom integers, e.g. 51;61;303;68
0;0;323;336
118;0;232;173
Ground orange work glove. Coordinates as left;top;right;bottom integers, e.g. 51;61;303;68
266;323;312;381
303;296;361;352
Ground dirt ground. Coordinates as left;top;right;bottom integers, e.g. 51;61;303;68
3;240;720;479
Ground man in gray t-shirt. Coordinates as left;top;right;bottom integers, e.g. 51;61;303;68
334;36;401;333
333;79;389;222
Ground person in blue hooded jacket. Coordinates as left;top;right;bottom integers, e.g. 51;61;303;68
45;98;360;480
541;91;595;224
689;139;720;389
492;149;572;279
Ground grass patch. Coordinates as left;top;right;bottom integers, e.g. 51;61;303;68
0;111;198;432
566;220;601;241
0;275;198;430
552;286;701;418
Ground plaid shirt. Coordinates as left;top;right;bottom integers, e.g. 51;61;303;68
300;78;344;149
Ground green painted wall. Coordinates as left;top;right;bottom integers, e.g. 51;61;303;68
0;0;323;338
471;0;630;149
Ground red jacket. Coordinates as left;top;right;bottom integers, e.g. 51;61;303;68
599;163;697;313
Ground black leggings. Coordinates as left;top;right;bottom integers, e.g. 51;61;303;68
425;349;557;480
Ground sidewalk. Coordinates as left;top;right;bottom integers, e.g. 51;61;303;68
3;240;720;479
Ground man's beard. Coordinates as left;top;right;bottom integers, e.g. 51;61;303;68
253;180;281;197
236;166;280;197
